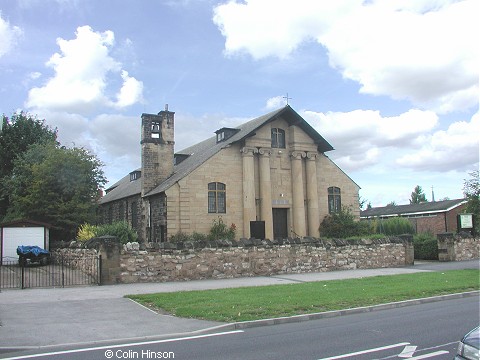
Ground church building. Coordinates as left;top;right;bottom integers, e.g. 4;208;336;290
98;105;360;242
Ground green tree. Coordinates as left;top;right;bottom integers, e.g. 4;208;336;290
463;170;479;234
4;142;106;240
0;112;57;220
410;185;428;204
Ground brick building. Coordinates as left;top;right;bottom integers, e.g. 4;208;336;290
360;199;468;234
99;105;360;242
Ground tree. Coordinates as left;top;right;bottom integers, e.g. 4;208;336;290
410;185;428;204
386;201;397;207
463;170;479;234
0;112;58;220
4;142;106;240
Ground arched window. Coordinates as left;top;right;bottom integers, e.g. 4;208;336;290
271;128;286;148
328;187;341;214
208;182;226;213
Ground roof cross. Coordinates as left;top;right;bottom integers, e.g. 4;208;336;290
283;93;292;105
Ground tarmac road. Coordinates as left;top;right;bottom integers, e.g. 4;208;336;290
0;259;478;356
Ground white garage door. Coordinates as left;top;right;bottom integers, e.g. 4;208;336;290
2;227;45;261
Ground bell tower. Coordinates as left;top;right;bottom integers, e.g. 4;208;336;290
141;105;175;196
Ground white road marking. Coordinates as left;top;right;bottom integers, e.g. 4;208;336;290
1;330;245;360
408;350;449;359
318;342;410;360
399;345;418;357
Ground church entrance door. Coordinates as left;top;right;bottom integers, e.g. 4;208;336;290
272;208;288;240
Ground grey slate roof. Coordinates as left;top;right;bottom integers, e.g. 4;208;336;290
100;105;334;204
360;198;467;218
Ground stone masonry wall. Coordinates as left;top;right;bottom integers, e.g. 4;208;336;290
51;247;99;279
118;237;413;283
437;233;479;262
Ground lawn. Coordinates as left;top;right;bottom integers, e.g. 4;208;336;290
127;269;480;322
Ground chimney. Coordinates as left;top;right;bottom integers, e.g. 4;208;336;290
140;106;175;196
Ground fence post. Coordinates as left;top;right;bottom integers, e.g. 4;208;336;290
98;254;102;286
21;261;25;289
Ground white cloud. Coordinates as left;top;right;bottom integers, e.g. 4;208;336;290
112;70;144;108
26;26;143;113
265;96;287;110
396;111;479;171
213;0;479;113
0;12;23;57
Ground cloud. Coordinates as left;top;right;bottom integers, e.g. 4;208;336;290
112;70;144;108
0;12;23;57
396;111;479;171
213;0;479;113
302;108;468;172
265;96;287;110
26;26;143;113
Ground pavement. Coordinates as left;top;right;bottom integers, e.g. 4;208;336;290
0;259;478;354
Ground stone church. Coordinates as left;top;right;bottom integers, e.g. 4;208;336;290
99;105;360;242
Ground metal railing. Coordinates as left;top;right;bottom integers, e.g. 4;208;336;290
0;254;101;289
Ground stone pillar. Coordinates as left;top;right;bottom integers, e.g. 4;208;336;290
291;151;306;237
437;232;455;261
305;152;320;237
398;234;414;265
85;235;121;285
241;147;257;238
259;148;273;240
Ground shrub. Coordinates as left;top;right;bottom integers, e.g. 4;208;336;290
209;217;236;240
95;221;138;245
414;232;438;260
76;223;97;242
320;206;372;238
374;217;415;235
169;231;191;243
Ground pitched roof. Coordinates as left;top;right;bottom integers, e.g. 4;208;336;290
100;105;334;204
360;198;467;218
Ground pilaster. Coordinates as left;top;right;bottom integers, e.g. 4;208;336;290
258;148;273;240
291;151;306;237
306;152;320;237
241;147;258;238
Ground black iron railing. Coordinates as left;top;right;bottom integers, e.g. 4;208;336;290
0;254;101;289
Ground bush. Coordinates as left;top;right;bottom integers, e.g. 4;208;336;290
320;206;372;238
169;231;191;243
76;223;97;242
373;217;415;236
95;221;138;245
414;232;438;260
209;217;236;240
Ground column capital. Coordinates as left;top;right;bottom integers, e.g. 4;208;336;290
291;151;306;160
240;147;258;157
306;152;318;160
258;147;273;157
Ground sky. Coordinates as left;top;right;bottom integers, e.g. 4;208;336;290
0;0;478;208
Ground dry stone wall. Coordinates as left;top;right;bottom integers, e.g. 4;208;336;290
119;237;414;283
437;233;479;261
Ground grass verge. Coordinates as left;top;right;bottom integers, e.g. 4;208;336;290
127;269;479;322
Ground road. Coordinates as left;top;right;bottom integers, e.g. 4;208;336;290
4;294;478;360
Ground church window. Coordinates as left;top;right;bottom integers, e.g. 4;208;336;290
208;182;226;213
328;187;341;214
271;128;286;148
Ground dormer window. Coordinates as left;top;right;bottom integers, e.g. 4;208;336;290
130;170;141;181
215;127;239;143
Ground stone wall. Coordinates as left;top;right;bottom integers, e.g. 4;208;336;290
437;233;479;262
51;247;99;279
118;236;414;283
